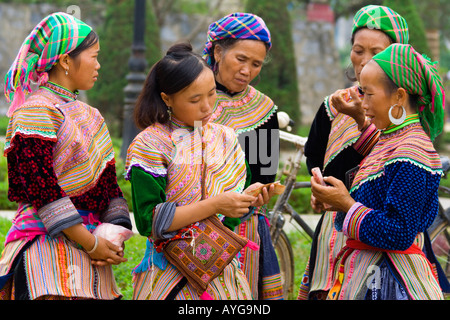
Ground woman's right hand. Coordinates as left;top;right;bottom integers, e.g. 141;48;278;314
214;192;256;218
87;236;128;266
330;87;366;130
63;224;128;266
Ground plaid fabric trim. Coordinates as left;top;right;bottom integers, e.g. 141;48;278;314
38;196;81;237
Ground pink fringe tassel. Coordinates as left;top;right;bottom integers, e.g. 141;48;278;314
200;291;213;300
7;86;25;117
245;240;260;251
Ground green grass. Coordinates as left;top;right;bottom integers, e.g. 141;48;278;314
111;233;147;300
0;115;8;136
286;230;312;300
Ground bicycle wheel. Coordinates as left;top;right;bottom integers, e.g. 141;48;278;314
428;206;450;284
273;230;295;300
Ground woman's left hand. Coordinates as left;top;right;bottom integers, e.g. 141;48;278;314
310;175;355;212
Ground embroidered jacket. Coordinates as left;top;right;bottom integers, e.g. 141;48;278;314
4;82;131;241
336;115;442;249
125;118;249;249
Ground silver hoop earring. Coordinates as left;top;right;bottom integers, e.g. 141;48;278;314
345;62;357;82
388;104;406;125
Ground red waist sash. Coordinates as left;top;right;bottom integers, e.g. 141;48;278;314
328;238;425;300
345;239;424;256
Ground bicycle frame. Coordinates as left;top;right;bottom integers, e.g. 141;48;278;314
269;130;314;245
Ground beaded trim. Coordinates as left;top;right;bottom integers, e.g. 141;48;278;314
382;113;420;135
41;81;78;101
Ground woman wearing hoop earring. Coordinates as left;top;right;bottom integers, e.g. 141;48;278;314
388;104;407;126
310;43;446;300
299;5;409;300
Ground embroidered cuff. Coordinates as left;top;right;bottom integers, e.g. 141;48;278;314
37;196;82;238
100;197;132;229
342;202;372;239
152;202;177;241
352;123;380;157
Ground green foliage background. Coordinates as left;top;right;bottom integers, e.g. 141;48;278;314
244;0;300;128
383;0;431;56
87;0;161;138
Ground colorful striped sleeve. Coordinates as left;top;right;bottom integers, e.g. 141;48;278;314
342;202;372;240
352;123;380;157
125;129;169;180
4;105;63;155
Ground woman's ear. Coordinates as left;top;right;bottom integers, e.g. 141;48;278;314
58;53;71;73
213;45;223;65
160;92;171;107
396;87;409;110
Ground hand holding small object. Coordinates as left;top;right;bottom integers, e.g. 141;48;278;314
244;181;285;206
311;168;332;210
310;175;355;213
330;87;366;130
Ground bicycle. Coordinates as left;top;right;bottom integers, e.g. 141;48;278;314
267;126;313;300
268;117;450;300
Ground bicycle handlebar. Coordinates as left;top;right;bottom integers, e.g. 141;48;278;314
279;130;307;147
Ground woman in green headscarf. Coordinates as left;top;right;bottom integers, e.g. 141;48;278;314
310;43;445;300
0;12;132;300
299;5;409;300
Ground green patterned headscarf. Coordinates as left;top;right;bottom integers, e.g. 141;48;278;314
4;12;93;116
373;44;445;141
352;5;409;44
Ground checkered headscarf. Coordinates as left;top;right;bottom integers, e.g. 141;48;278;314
202;12;271;68
373;44;445;141
352;5;409;44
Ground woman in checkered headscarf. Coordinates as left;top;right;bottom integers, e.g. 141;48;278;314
0;12;132;300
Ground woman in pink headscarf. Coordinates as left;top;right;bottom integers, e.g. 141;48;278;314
0;12;131;300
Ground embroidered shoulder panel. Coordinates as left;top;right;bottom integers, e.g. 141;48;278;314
350;123;442;193
210;85;277;134
4;88;115;197
126;122;247;206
